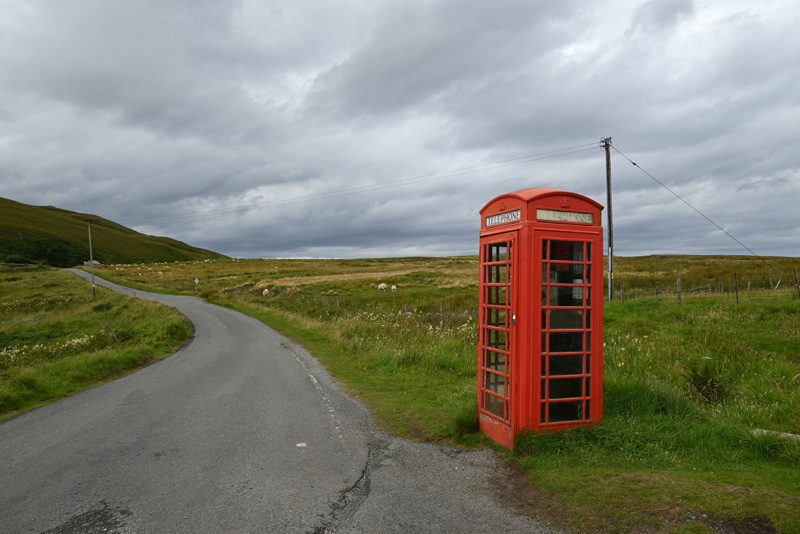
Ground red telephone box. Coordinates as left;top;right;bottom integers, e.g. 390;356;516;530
478;188;604;450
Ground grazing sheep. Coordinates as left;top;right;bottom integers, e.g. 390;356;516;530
391;285;397;292
378;283;387;292
262;288;270;297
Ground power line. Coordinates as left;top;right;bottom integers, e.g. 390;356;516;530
611;144;781;274
121;142;599;224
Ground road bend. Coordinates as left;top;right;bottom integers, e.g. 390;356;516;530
0;270;559;534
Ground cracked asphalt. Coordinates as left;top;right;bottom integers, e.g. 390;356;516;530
0;271;561;534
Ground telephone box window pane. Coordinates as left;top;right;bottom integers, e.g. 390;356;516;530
541;286;547;306
489;244;508;262
541;355;547;376
586;243;591;258
486;308;507;327
549;332;583;352
484;371;506;396
551;286;582;307
541;332;547;353
540;379;546;400
586;379;591;398
484;349;506;372
549;401;582;422
484;392;505;419
542;240;548;260
487;265;508;284
487;329;507;350
551;241;583;261
550;309;583;329
549;377;583;399
548;354;583;376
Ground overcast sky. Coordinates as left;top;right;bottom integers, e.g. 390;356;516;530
1;0;798;259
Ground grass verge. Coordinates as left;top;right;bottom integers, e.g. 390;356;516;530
0;265;191;420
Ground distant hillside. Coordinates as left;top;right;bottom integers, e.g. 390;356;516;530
0;197;227;267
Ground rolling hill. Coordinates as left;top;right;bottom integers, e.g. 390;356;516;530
0;197;227;267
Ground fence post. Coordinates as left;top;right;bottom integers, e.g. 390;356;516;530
677;275;682;306
795;268;800;299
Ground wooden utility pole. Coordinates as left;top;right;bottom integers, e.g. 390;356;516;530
88;223;96;298
602;137;614;300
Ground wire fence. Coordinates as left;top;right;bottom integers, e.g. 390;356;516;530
610;270;800;303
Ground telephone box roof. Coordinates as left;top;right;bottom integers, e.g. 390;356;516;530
480;187;603;214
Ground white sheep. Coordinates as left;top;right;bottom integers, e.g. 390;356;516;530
391;285;397;292
378;283;387;292
262;288;270;297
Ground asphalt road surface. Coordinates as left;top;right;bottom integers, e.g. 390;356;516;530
0;270;560;534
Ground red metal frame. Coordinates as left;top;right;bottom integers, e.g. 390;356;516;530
478;188;604;450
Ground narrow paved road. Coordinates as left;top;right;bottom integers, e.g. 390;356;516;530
0;271;560;534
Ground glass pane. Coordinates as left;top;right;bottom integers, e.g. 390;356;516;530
550;309;583;329
540;332;547;353
487;329;507;350
489;244;508;262
548;354;583;376
484;348;506;371
484;370;506;396
488;265;508;284
541;285;547;306
549;263;584;284
484;392;505;419
541;379;546;400
542;240;548;260
585;402;591;420
549;377;583;399
551;241;583;261
549;401;582;422
586;379;591;398
541;355;547;376
549;332;583;352
486;308;507;327
486;285;507;305
551;286;582;307
541;310;547;330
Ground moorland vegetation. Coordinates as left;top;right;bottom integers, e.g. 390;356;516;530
2;255;798;533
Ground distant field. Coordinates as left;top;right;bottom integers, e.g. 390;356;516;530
85;254;800;534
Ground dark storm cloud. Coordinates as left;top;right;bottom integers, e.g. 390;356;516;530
0;1;797;259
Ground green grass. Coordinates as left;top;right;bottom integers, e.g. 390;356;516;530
76;256;800;532
0;265;192;418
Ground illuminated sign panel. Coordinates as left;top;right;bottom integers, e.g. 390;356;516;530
536;209;593;224
486;209;521;227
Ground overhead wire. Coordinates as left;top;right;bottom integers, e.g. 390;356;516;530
121;142;599;224
610;144;781;274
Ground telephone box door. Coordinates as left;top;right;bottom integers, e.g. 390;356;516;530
478;232;517;449
538;235;601;427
